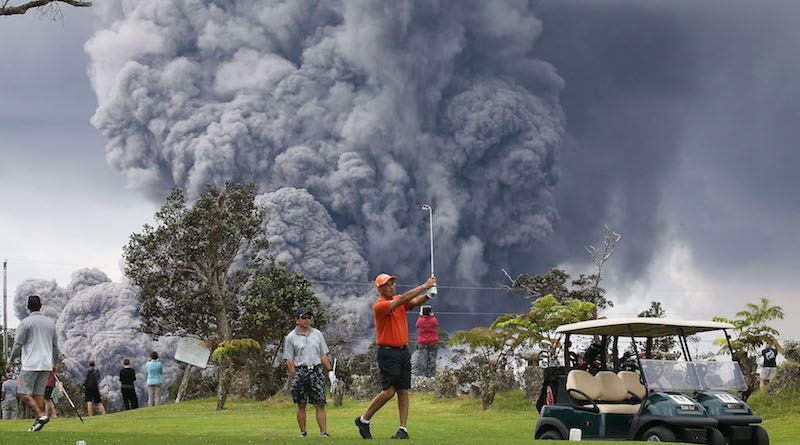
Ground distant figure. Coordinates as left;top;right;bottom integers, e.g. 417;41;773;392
415;306;439;378
760;342;779;389
120;358;139;410
2;372;18;420
10;295;59;431
283;307;335;438
84;361;106;416
43;366;59;419
146;351;163;407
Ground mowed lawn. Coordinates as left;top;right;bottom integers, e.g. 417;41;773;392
0;391;795;444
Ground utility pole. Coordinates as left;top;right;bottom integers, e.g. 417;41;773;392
3;259;7;363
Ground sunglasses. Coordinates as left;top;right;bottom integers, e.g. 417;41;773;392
299;315;312;320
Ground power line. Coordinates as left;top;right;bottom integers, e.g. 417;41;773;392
309;279;504;291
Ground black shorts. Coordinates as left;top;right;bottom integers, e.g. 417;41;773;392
378;347;411;391
44;386;54;400
85;387;102;404
291;367;326;406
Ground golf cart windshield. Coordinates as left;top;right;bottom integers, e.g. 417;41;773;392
640;359;747;392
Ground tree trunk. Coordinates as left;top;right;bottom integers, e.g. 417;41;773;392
215;366;229;410
482;390;495;410
175;364;193;403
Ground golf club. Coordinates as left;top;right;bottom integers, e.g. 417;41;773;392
53;374;84;423
421;204;437;297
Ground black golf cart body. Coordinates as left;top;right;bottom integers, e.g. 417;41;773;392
534;318;768;444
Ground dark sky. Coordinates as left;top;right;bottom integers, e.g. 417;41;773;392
1;1;797;341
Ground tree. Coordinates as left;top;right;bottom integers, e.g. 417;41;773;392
713;298;785;400
124;181;269;409
449;326;520;410
581;225;620;319
235;261;328;400
494;294;595;366
1;1;91;18
211;339;261;410
638;301;676;357
502;268;570;301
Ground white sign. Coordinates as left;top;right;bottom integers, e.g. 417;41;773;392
668;394;694;405
174;337;211;369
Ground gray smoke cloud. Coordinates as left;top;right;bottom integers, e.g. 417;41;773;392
14;269;178;408
86;0;565;294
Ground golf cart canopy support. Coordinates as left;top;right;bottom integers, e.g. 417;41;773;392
555;318;735;337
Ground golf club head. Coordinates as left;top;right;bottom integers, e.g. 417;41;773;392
422;204;431;211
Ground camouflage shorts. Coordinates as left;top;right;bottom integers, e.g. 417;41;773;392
291;366;326;406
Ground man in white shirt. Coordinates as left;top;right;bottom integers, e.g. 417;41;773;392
10;295;59;432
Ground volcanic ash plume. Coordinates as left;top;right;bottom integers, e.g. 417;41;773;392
14;269;178;408
87;0;566;285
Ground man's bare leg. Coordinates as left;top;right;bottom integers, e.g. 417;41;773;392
363;386;397;420
397;389;409;428
87;402;94;416
19;394;44;419
297;403;307;433
98;403;106;415
315;404;327;434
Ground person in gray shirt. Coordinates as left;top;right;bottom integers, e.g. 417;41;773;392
283;307;335;438
10;295;59;432
2;371;18;420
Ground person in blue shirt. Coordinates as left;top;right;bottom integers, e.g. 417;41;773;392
145;351;163;407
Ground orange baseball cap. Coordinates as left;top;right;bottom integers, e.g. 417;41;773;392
375;273;397;288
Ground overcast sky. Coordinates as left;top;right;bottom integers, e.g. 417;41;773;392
0;1;797;344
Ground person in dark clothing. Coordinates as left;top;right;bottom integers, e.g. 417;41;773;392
84;361;106;416
119;358;138;410
760;342;779;389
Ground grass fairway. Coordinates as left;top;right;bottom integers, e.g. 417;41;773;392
0;390;795;444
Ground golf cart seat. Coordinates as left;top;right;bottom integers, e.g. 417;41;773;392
618;371;646;400
567;370;641;415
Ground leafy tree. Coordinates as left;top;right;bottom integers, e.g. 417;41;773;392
638;301;676;357
236;261;328;399
713;298;785;400
1;0;91;18
494;294;595;366
502;268;570;300
124;181;269;409
211;339;261;410
449;326;520;410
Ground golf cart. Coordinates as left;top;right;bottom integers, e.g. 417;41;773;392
534;318;768;444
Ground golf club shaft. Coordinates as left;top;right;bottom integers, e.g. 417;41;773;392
427;207;434;277
54;374;84;423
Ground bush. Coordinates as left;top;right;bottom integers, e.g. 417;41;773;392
411;376;435;393
522;366;544;399
349;374;380;401
783;340;800;362
767;361;800;396
433;368;459;398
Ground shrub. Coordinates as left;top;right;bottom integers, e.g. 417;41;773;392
783;340;800;362
433;368;459;398
522;366;544;399
411;376;435;392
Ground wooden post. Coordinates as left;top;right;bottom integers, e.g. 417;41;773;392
175;364;193;403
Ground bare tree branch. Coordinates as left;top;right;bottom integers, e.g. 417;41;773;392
1;0;91;17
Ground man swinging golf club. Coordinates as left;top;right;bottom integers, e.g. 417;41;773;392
355;273;436;440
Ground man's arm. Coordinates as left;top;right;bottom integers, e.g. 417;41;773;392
320;354;333;372
389;276;436;311
286;359;296;375
52;327;60;369
9;322;28;362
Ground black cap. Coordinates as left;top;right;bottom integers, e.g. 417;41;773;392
27;295;42;311
294;307;312;319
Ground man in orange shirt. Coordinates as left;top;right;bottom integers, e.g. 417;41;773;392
355;273;436;440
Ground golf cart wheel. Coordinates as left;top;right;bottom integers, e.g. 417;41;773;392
708;427;726;445
538;429;563;440
752;426;769;445
641;425;677;442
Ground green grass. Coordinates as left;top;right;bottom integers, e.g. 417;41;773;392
0;390;796;444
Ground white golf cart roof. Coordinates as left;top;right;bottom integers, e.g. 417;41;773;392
555;318;735;337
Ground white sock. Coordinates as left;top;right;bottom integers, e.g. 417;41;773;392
360;416;370;424
399;426;407;432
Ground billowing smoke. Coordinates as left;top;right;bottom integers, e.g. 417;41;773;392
86;0;565;294
14;269;178;408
